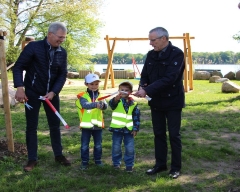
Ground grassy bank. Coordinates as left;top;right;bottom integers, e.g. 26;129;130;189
0;80;240;192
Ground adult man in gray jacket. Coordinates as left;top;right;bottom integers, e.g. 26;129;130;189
134;27;185;179
13;22;70;171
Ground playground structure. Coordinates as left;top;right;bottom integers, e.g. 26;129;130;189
103;34;195;92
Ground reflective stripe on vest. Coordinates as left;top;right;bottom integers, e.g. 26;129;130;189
76;92;104;128
112;112;132;119
80;119;103;128
110;100;137;130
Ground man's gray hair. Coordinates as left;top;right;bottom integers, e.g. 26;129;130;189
48;22;67;33
149;27;169;40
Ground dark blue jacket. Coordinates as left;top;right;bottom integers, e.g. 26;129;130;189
140;41;185;110
13;37;67;96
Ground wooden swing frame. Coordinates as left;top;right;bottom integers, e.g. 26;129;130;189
104;33;195;92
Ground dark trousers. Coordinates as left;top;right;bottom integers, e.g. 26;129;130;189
25;94;62;161
151;108;182;171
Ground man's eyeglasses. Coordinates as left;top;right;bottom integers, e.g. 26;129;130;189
52;33;66;40
150;36;163;42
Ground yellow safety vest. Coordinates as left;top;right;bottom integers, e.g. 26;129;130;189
76;92;104;129
110;100;137;131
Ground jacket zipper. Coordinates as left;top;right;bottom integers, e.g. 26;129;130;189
47;46;54;94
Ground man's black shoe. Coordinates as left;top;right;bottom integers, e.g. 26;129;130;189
146;166;167;175
169;171;180;179
55;155;71;166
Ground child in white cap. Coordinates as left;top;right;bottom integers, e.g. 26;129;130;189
76;73;108;170
108;81;140;173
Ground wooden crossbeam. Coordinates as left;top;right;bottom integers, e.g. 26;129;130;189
104;36;195;41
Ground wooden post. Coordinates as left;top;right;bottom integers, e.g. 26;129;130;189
185;33;193;90
183;33;189;92
0;30;14;152
104;35;116;90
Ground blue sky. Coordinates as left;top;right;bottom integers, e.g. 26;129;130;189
91;0;240;54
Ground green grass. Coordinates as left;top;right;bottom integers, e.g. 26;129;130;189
1;80;240;192
7;71;13;80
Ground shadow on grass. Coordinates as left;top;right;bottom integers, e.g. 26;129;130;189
186;94;240;107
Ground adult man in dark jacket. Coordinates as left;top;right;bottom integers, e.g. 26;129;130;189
134;27;185;179
13;22;70;171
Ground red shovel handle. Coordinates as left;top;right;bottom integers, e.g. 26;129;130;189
44;98;57;112
98;95;112;101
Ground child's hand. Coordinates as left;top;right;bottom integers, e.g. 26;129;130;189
96;101;104;109
96;102;100;109
131;131;137;137
114;93;121;101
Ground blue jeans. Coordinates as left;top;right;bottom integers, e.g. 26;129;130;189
25;93;62;161
112;131;135;167
81;129;102;165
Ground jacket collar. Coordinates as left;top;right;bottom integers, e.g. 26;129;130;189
121;97;135;106
151;41;173;60
86;89;99;101
44;37;62;52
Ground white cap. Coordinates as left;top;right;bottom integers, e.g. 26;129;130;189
85;73;101;83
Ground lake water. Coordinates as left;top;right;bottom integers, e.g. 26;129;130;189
93;64;240;76
94;64;240;76
193;64;240;76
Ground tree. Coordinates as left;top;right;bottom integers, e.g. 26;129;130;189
234;52;240;64
233;32;240;41
0;0;104;69
219;51;232;64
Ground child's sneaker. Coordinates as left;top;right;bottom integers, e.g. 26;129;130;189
126;166;133;173
95;160;102;165
80;164;88;170
113;165;120;169
96;162;104;167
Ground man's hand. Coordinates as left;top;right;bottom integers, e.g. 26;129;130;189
15;87;27;103
43;91;55;100
133;89;147;98
138;83;147;90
